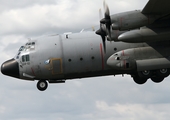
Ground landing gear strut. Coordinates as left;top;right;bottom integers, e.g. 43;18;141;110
37;80;48;91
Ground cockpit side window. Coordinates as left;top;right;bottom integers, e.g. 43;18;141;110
22;55;30;62
16;46;25;59
26;55;30;61
22;56;26;62
19;46;25;51
16;52;20;59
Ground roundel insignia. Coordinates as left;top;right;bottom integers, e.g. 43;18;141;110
45;59;50;64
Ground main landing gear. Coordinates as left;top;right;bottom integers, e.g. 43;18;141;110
37;80;48;91
132;68;170;84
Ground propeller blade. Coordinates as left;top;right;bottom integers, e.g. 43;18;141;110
95;29;106;53
96;9;107;53
96;9;106;36
103;0;111;40
99;9;103;20
96;2;112;53
103;0;110;19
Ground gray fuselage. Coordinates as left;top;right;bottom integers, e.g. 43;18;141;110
16;31;149;81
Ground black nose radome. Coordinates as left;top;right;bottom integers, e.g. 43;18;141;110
1;58;19;78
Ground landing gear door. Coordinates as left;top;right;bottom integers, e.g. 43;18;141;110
50;58;63;75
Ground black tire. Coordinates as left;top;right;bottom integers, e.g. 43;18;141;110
157;69;170;78
138;70;152;79
37;80;48;91
133;75;147;85
151;76;164;83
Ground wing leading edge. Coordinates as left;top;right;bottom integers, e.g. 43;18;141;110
142;0;170;15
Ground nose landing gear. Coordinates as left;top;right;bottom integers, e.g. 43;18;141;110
37;80;48;91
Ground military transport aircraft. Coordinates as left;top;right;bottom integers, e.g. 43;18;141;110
1;0;170;91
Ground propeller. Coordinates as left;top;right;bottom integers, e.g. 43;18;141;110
96;9;107;53
96;1;112;53
102;0;112;40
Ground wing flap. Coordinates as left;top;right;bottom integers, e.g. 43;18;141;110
142;0;170;15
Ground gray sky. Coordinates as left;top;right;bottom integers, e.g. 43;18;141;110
1;0;170;120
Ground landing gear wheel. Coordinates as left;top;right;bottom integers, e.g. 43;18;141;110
138;70;152;79
151;76;164;83
133;75;147;85
37;80;48;91
157;69;170;78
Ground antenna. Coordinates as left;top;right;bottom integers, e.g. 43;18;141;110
80;29;84;33
92;26;95;31
28;38;32;41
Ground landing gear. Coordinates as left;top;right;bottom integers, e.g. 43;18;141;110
151;76;164;83
157;69;170;78
132;70;151;84
133;75;147;84
138;70;152;79
132;68;170;84
150;68;169;83
37;80;48;91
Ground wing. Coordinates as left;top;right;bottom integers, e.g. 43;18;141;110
142;0;170;15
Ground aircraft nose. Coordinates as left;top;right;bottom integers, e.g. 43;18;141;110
1;58;20;78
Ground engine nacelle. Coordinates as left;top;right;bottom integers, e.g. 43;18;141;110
110;10;156;31
107;47;170;71
117;27;170;43
107;50;136;70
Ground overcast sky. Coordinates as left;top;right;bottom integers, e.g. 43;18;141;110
1;0;170;120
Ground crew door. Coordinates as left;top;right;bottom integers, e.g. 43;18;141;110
50;58;63;75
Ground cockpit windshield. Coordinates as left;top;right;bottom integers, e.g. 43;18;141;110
25;42;35;51
15;41;36;59
19;46;25;51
